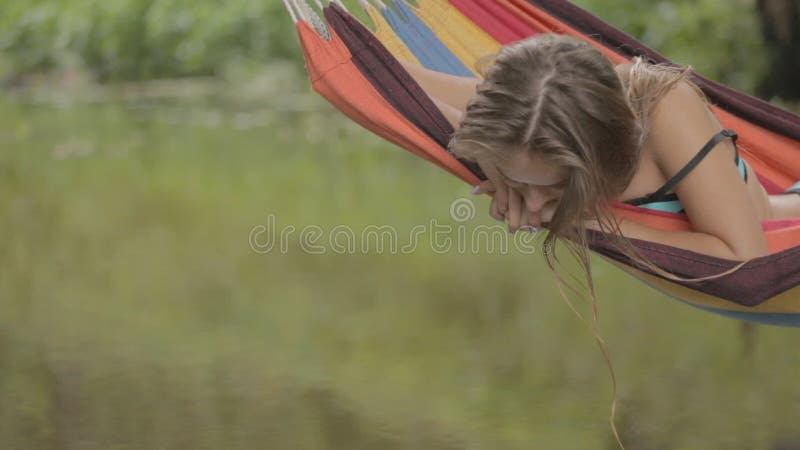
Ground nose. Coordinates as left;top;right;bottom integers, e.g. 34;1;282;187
524;187;553;211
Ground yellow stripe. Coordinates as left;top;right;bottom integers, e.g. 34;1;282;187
363;3;420;64
408;0;501;75
601;256;800;314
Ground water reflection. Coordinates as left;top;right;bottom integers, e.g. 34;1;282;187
1;75;800;450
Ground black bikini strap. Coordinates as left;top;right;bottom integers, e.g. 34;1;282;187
650;129;738;199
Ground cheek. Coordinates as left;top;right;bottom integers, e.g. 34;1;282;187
533;191;563;212
542;186;564;201
511;186;528;198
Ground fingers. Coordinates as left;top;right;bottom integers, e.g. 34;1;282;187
519;208;532;232
473;158;509;224
507;185;523;232
490;196;504;222
470;179;495;195
526;208;541;230
488;196;551;233
493;181;509;218
539;201;557;226
477;160;508;216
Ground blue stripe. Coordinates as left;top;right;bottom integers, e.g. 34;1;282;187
622;267;800;328
383;1;474;77
382;7;439;69
688;304;800;327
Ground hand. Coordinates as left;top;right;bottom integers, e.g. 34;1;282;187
523;200;558;230
471;159;555;233
471;159;510;223
471;179;520;224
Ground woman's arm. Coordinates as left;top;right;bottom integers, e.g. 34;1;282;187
430;97;464;129
642;80;769;261
593;219;758;261
584;217;759;261
399;60;479;113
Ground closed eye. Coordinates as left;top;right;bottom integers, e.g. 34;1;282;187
504;178;526;189
504;177;567;191
496;168;568;191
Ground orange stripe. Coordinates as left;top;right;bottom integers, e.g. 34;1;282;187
714;108;800;188
298;22;480;185
610;203;800;253
504;0;628;63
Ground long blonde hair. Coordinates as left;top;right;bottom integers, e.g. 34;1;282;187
448;34;752;448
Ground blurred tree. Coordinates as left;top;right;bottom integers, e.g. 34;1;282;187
0;0;303;83
574;0;769;94
0;0;773;91
756;0;800;100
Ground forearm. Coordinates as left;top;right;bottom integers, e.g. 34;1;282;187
399;60;479;112
431;97;463;129
588;219;768;261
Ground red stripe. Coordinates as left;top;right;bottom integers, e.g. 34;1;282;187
448;0;524;44
471;0;539;38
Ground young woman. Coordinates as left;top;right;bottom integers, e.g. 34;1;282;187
401;36;800;444
401;34;800;270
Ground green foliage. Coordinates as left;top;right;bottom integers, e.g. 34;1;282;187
0;0;770;92
573;0;768;92
1;82;799;448
0;0;302;81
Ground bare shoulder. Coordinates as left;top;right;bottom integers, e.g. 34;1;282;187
651;78;708;114
614;62;634;71
644;78;768;259
646;78;717;163
613;62;634;81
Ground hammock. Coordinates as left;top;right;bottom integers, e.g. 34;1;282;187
283;0;800;327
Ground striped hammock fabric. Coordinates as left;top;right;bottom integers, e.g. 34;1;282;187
283;0;800;326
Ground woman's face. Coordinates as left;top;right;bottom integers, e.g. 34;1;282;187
496;151;568;213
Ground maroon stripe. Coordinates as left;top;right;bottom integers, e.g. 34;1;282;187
526;0;800;142
587;229;800;306
324;4;486;179
324;5;452;146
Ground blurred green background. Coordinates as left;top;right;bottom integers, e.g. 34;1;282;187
1;1;799;449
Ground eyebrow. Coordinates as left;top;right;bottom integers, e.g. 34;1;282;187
496;167;564;187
